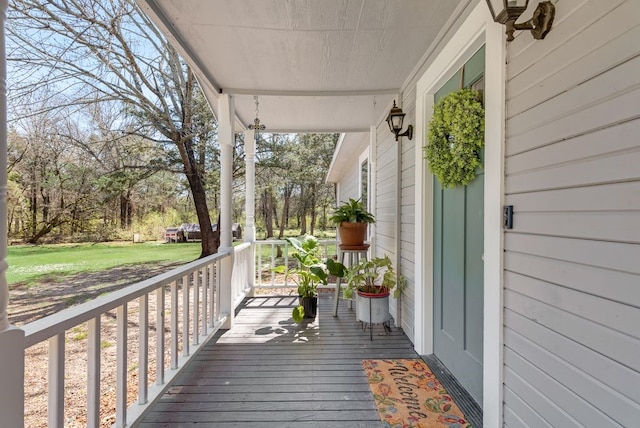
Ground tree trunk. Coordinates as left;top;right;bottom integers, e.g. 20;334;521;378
27;215;63;244
176;69;217;258
30;168;37;237
299;185;307;235
273;202;279;230
264;188;274;238
310;206;316;235
119;193;133;229
41;187;49;223
278;184;292;239
69;207;77;234
310;183;317;235
181;140;217;257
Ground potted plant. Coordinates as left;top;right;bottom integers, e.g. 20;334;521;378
273;235;345;322
329;198;375;248
343;255;406;325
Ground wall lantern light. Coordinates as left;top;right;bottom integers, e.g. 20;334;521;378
386;100;413;141
486;0;555;42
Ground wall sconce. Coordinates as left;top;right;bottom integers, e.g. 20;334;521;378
386;101;413;141
486;0;555;42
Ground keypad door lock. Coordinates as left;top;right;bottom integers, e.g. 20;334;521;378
503;205;514;229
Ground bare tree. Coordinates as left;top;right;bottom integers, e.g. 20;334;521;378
8;0;219;256
8;95;102;243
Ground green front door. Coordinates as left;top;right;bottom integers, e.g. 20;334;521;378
432;46;485;405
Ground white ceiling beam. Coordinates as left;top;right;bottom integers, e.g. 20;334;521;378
240;127;369;134
222;88;401;97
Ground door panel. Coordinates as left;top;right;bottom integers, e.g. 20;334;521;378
432;45;485;405
464;172;484;365
441;186;465;343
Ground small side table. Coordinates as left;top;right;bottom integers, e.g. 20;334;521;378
333;244;369;317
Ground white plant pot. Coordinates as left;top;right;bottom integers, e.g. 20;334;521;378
355;291;390;324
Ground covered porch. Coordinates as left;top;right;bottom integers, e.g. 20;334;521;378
139;294;420;427
1;1;466;425
2;0;638;426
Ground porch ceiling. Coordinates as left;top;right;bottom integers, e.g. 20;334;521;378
136;0;464;133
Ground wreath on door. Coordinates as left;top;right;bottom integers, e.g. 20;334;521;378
424;88;485;188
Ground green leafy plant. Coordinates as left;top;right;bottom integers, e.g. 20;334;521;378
424;88;485;188
329;198;375;224
273;235;346;322
343;255;406;299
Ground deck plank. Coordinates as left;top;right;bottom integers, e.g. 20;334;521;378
141;294;418;426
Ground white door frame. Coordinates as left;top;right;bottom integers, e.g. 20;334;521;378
413;2;506;426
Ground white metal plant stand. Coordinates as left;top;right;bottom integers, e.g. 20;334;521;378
332;245;369;317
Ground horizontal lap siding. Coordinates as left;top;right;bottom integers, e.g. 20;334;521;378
337;163;360;203
503;0;640;425
400;87;417;342
374;120;397;260
375;119;399;322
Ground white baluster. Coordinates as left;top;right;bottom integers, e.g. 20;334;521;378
155;286;165;385
193;271;200;345
170;280;178;370
182;274;189;356
138;294;148;404
87;317;101;427
115;304;128;427
48;333;65;427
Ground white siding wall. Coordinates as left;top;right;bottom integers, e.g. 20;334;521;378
399;88;417;341
372;6;472;344
374;118;400;322
336;163;360;204
503;0;640;425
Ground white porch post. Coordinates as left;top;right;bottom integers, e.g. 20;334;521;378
243;129;256;243
244;128;256;296
218;93;234;328
0;1;26;426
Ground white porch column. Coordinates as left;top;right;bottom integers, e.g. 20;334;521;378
218;94;234;329
243;129;256;243
0;1;26;426
243;128;256;296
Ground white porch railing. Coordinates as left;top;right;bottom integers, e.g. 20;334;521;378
231;242;253;307
16;240;335;426
20;246;252;428
254;239;338;290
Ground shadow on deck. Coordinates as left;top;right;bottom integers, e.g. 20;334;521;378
140;294;418;427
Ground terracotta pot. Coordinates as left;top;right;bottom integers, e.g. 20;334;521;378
356;288;390;299
338;222;368;248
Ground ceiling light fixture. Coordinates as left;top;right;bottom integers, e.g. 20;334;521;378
247;96;266;138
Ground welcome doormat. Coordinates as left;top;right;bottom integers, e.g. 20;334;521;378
362;359;471;428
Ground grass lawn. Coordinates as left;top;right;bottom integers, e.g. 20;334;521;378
7;241;202;285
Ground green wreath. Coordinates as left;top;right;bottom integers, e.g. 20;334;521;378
425;88;485;188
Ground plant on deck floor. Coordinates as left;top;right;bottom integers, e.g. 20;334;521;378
273;235;345;322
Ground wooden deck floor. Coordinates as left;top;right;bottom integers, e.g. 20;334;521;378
140;294;419;427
